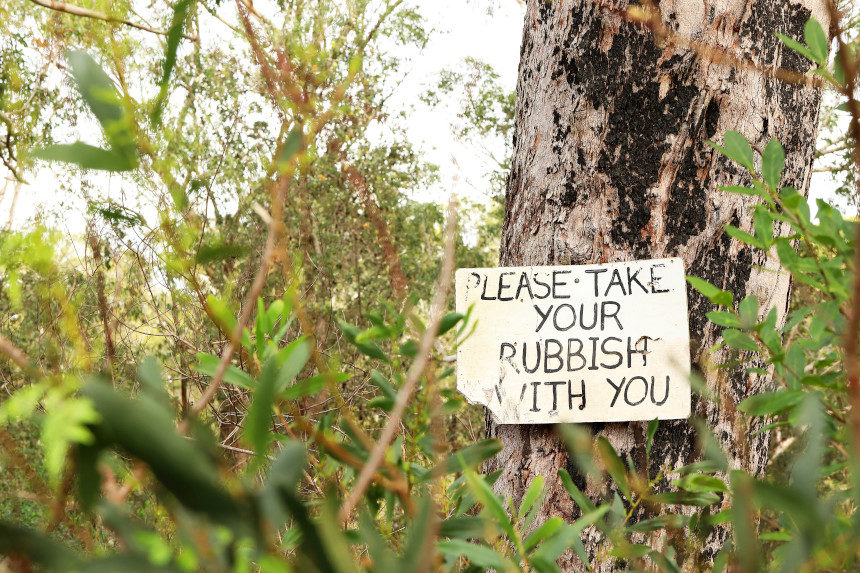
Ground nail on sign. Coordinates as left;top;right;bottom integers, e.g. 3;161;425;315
455;258;691;424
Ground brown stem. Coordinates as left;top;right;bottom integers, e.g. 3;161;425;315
829;0;860;459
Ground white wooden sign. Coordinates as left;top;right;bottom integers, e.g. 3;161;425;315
455;258;691;424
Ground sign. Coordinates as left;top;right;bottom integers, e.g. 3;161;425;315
455;258;691;424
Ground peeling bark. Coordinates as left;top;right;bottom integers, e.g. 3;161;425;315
489;0;827;569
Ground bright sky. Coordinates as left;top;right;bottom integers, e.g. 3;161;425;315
0;0;849;231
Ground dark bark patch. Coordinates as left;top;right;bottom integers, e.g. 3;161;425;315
647;419;696;480
739;0;812;73
599;74;699;254
665;142;710;252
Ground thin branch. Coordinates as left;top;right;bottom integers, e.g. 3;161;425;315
345;165;407;299
828;0;860;459
27;0;197;41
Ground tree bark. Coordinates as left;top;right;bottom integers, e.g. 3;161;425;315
488;0;828;569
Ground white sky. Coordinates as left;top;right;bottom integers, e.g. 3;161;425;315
0;0;850;231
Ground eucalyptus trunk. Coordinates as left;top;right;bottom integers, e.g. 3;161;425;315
487;0;827;569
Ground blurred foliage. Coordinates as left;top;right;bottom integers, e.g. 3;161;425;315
0;2;859;573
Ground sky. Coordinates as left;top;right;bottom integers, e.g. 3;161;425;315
0;0;850;230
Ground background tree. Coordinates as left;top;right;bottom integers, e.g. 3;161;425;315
487;0;829;568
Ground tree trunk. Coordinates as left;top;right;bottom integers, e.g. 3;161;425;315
488;0;827;569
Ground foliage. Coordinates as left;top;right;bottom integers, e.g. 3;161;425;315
1;3;860;573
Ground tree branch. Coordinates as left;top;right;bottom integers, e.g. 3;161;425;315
27;0;197;41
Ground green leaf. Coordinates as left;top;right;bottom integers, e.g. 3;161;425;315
738;390;804;416
672;474;727;493
558;468;596;514
259;441;306;530
277;128;304;168
0;523;81;569
437;539;516;570
338;320;389;362
724;225;761;249
275;338;312;393
41;391;99;483
82;381;245;529
761;138;785;188
719;185;762;197
598;437;630;500
686;276;733;307
359;511;397;571
433;438;503;478
152;0;193;125
32;142;134;172
67;51;124;136
610;543;652;559
464;470;520;557
194;353;254;390
314;499;361;573
518;475;545;522
400;495;433;570
776;33;818;63
648;491;721;506
804;18;828;64
195;242;248;264
760;530;792;542
523;516;563;551
627;514;689;533
709;130;754;171
65;51;137;165
281;374;331;400
245;356;280;463
646;418;659;463
706;311;743;328
722;329;758;352
440;516;487;539
438;312;464;335
738;295;760;327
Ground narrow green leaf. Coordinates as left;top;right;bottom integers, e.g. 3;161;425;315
523;517;563;552
776;33;818;62
152;0;193;125
82;381;244;529
648;491;720;506
738;390;804;416
706;311;743;328
558;468;596;513
434;438;503;478
245;356;280;463
275;338;312;393
464;470;519;558
627;514;689;533
672;474;728;493
804;18;828;64
438;312;464;335
517;475;545;522
437;539;516;570
686;276;733;307
646;418;659;463
724;225;761;249
598;437;630;500
761;138;785;188
709;130;754;171
722;329;758;351
32;143;134;172
277;128;304;168
738;295;760;327
194;353;254;390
